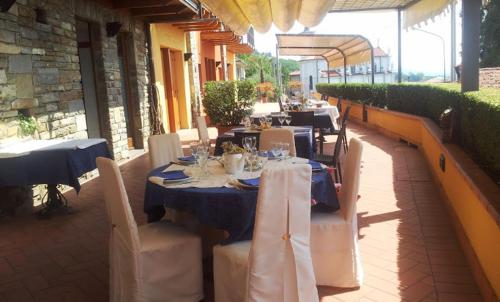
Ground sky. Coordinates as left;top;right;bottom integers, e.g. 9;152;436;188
254;6;462;77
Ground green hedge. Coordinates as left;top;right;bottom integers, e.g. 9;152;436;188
316;83;500;181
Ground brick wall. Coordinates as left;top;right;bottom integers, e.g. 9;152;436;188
0;0;150;161
479;67;500;89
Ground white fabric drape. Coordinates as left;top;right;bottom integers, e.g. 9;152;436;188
213;164;319;302
196;116;209;142
259;128;296;156
96;157;203;302
404;0;451;28
148;133;183;169
310;138;364;288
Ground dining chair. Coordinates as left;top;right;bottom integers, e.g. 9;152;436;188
196;116;209;143
313;118;347;183
289;111;314;127
213;164;319;302
310;138;364;288
318;106;351;155
259;128;296;156
96;157;203;302
147;133;183;169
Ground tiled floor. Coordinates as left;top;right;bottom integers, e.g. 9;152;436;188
0;123;482;301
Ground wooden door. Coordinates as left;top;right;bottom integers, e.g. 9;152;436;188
161;48;180;132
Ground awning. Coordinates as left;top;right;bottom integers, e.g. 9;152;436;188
277;34;372;68
201;31;254;54
199;0;469;34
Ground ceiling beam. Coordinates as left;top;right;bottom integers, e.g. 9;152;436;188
144;13;195;23
130;4;186;16
113;0;175;9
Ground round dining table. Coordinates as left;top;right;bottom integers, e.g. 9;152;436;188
143;159;340;244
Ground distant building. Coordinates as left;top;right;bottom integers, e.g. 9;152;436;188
300;47;397;98
289;70;301;82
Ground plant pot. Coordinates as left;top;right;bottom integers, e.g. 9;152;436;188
260;95;268;103
215;125;234;136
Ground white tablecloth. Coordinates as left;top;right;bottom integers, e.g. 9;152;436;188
309;105;340;129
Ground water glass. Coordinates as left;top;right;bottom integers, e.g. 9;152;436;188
281;142;290;160
245;148;258;172
197;150;209;178
190;142;199;164
271;142;282;159
257;150;268;168
266;115;273;127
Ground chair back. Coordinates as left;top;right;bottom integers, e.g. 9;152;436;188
96;157;142;301
337;96;343;113
339;138;363;221
196;116;209;142
248;164;319;302
332;120;347;164
341;106;351;126
289;111;314;127
147;133;183;169
259;128;296;156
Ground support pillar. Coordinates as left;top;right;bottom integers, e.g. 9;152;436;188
461;0;481;92
450;0;457;82
397;8;402;83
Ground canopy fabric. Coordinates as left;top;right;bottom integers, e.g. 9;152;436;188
404;0;452;28
277;34;372;68
199;0;336;35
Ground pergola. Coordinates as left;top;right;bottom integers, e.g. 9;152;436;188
200;0;485;92
277;34;375;84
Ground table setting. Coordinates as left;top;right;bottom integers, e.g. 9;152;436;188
143;139;340;244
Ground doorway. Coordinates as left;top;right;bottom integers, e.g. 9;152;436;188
117;33;136;149
161;48;183;132
76;19;102;138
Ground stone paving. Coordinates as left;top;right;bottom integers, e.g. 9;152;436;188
0;123;482;301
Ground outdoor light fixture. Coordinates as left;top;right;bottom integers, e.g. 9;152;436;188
184;53;193;61
215;61;221;67
0;0;15;12
106;22;122;37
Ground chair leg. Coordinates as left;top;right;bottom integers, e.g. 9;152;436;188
318;132;325;154
343;133;348;153
337;164;342;183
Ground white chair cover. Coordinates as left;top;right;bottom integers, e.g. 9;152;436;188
196;116;209;142
310;138;364;288
259;128;296;156
148;133;183;169
213;164;319;302
96;158;203;302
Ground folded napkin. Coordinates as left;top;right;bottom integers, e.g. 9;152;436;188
161;170;189;180
308;160;323;171
178;155;195;162
238;177;260;187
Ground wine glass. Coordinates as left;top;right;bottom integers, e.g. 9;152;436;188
243;136;252;151
249;136;257;150
271;142;282;159
190;142;199;165
281;143;290;160
285;114;292;126
277;112;285;127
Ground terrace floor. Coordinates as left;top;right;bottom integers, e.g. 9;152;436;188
0;123;482;302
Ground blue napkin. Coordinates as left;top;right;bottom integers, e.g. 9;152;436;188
161;170;189;180
238;177;260;187
178;155;195;162
308;160;323;171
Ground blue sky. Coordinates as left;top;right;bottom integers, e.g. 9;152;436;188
254;6;462;77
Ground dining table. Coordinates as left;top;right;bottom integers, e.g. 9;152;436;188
143;158;340;244
214;126;315;159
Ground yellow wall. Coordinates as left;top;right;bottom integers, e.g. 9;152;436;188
226;50;236;80
150;24;192;131
355;105;500;298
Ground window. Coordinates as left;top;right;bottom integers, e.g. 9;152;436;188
309;75;313;90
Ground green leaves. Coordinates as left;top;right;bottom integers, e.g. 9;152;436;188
317;82;500;181
202;80;256;126
19;114;37;137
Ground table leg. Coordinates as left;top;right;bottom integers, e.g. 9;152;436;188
36;185;72;218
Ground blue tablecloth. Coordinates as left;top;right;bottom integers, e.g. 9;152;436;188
144;164;340;244
214;127;315;159
314;113;335;129
0;139;111;192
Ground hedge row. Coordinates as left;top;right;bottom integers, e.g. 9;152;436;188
316;83;500;181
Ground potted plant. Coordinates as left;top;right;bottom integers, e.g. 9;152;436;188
18;113;37;138
202;80;256;135
220;141;245;174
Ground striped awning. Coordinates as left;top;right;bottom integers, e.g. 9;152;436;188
277;34;372;68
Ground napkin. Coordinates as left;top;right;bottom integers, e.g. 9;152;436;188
308;160;323;171
178;155;195;162
161;170;189;180
238;177;260;187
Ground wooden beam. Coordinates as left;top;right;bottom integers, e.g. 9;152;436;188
113;0;174;9
130;4;186;16
144;13;195;23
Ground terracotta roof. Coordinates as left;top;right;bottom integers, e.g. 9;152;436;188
289;70;300;76
373;47;388;57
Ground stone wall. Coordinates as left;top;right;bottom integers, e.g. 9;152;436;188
0;0;150;160
479;67;500;89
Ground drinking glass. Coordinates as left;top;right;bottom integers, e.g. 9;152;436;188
281;142;290;160
243;136;252;151
190;142;199;165
243;116;252;129
258;116;266;126
197;150;209;178
245;148;258;172
266;115;273;127
271;142;282;159
285;114;292;126
257;150;268;168
249;136;257;150
278;112;285;127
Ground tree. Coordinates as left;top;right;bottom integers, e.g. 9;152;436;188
480;0;500;67
245;53;273;83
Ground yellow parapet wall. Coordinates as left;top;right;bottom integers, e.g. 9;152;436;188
351;104;500;300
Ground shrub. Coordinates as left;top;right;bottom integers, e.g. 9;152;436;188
316;82;500;181
203;80;256;126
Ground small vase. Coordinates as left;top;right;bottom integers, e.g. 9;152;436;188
222;153;245;175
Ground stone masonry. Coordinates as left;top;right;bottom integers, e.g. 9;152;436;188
479;67;500;89
0;0;151;160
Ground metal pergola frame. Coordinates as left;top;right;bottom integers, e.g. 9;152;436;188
277;33;375;87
